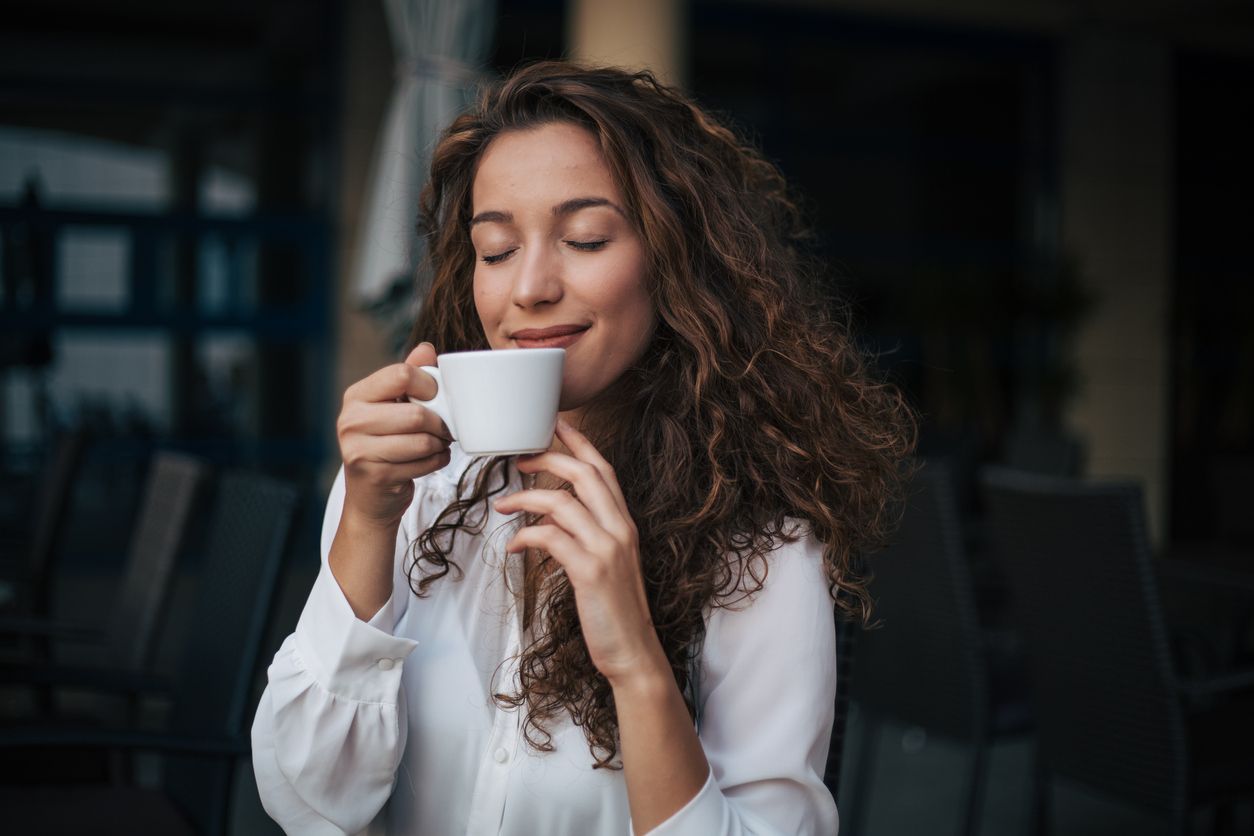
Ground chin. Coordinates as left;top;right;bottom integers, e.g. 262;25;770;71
557;376;609;413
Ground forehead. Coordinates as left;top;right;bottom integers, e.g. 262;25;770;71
471;122;621;209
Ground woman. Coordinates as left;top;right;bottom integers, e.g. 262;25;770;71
252;62;914;835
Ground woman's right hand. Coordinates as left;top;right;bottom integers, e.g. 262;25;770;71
331;342;452;619
336;341;452;530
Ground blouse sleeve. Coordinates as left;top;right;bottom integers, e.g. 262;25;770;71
251;467;421;835
646;532;840;836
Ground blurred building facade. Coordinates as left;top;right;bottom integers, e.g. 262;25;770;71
2;0;1251;559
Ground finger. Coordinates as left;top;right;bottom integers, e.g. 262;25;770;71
345;433;449;465
340;401;450;439
515;451;627;535
553;418;629;514
346;362;439;405
367;450;452;483
405;341;437;369
495;489;620;553
505;524;580;566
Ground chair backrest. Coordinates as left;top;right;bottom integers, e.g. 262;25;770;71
853;460;989;739
163;470;299;836
21;428;88;615
824;613;859;801
979;467;1186;815
104;452;207;671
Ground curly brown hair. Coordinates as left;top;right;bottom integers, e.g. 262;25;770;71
406;61;916;769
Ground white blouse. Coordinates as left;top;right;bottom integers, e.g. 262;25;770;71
251;447;840;835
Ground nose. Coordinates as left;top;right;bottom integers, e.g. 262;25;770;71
510;242;564;308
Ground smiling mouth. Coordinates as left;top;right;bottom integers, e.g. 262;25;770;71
511;325;590;349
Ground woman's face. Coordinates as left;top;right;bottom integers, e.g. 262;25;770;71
469;121;655;413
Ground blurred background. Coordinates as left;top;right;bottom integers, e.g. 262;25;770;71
1;0;1251;834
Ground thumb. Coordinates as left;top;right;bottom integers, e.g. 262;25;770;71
405;341;437;368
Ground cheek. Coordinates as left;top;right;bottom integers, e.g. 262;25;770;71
613;295;654;347
471;282;488;321
472;274;506;326
605;258;653;337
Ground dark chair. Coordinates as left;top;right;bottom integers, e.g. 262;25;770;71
824;610;859;804
0;428;88;617
980;466;1254;835
0;470;300;836
0;451;207;687
845;461;1033;836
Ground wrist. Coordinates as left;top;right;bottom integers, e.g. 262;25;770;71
329;509;403;621
607;644;675;700
341;503;405;536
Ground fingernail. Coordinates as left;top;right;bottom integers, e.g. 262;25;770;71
419;341;434;351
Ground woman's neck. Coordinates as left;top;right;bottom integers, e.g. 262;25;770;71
558;405;587;434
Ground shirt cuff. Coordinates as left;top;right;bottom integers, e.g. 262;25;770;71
292;565;419;704
641;768;725;836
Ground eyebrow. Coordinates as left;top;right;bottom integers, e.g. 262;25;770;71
469;196;626;227
554;196;624;218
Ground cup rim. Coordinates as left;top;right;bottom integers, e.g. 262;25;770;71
437;347;566;360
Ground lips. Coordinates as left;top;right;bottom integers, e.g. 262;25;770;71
510;324;590;349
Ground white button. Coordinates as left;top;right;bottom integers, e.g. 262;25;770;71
493;747;509;764
377;658;395;671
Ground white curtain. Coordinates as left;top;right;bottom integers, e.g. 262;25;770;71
352;0;496;308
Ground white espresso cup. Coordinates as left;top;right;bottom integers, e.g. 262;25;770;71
409;348;565;457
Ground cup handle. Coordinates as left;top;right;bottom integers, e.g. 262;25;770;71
408;365;457;440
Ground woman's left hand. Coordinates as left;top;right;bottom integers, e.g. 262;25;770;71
494;418;666;688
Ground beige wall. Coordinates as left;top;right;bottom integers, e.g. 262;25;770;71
1060;34;1173;543
330;0;397;486
568;0;687;86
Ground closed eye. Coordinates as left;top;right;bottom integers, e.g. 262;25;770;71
566;240;608;252
480;248;517;265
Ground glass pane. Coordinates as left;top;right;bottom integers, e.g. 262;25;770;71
196;334;256;436
2;369;40;447
56;227;131;312
201;165;256;215
198;234;232;314
46;332;171;433
0;126;168;209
